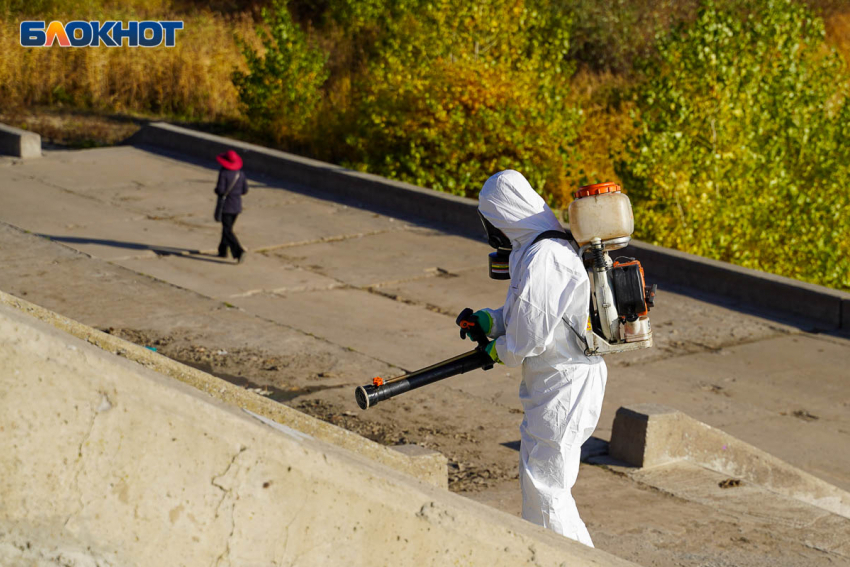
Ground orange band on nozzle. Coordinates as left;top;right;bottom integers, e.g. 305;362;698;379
372;376;384;387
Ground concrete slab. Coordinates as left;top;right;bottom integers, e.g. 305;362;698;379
114;253;342;299
0;289;444;485
0;174;216;259
630;461;850;556
608;285;799;368
373;268;512;315
268;228;488;288
609;404;680;467
4;147;412;257
231;286;526;413
0;224;399;388
93;181;411;252
9;145;192;191
239;184;411;247
718;414;850;497
234;287;483;371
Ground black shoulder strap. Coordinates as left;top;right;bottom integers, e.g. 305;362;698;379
532;229;577;248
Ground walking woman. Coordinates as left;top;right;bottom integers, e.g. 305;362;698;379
214;150;248;263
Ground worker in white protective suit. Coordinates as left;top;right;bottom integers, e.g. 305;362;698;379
458;170;607;546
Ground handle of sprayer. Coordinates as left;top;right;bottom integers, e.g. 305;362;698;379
456;308;490;351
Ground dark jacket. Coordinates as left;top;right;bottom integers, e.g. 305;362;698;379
215;168;248;215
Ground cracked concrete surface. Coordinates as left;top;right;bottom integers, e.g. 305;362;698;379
1;146;849;566
211;446;249;567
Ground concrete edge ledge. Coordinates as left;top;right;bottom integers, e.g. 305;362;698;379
620;240;850;329
127;121;850;331
609;403;850;519
0;288;447;488
0;297;640;566
0;123;41;159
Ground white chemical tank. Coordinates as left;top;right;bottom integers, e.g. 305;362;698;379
568;182;634;246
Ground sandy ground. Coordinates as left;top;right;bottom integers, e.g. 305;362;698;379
1;146;848;566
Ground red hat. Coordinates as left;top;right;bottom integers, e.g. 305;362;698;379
216;150;243;171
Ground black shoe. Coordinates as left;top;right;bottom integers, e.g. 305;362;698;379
237;252;247;264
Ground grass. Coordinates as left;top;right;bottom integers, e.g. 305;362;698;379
0;7;258;122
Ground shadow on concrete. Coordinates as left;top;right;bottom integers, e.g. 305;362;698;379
178;359;347;404
501;436;614;464
39;235;234;264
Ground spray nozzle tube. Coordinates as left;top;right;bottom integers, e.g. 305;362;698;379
355;349;494;410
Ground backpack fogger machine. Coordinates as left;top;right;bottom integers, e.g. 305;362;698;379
567;181;656;355
354;182;656;410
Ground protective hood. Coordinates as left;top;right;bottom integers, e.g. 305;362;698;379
478;170;563;249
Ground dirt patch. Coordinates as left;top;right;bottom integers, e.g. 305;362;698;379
99;327;346;403
295;399;518;492
295;398;517;492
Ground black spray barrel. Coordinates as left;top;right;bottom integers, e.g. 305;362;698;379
355;349;494;410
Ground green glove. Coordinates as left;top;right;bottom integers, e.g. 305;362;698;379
484;340;502;364
456;308;493;341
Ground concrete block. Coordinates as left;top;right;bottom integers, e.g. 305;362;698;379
609;403;850;519
0;123;41;158
609;403;682;468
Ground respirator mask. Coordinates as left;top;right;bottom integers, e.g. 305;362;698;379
478;211;511;280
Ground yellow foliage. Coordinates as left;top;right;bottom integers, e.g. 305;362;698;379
0;9;257;119
824;11;850;64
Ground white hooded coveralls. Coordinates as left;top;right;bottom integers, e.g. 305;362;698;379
479;170;607;547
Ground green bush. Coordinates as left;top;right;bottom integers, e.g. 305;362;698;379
232;0;328;142
619;0;850;290
336;0;581;200
565;0;701;73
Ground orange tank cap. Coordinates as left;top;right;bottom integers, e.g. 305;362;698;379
575;182;621;199
372;376;384;387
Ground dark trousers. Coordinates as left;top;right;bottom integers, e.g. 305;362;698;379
218;213;243;259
